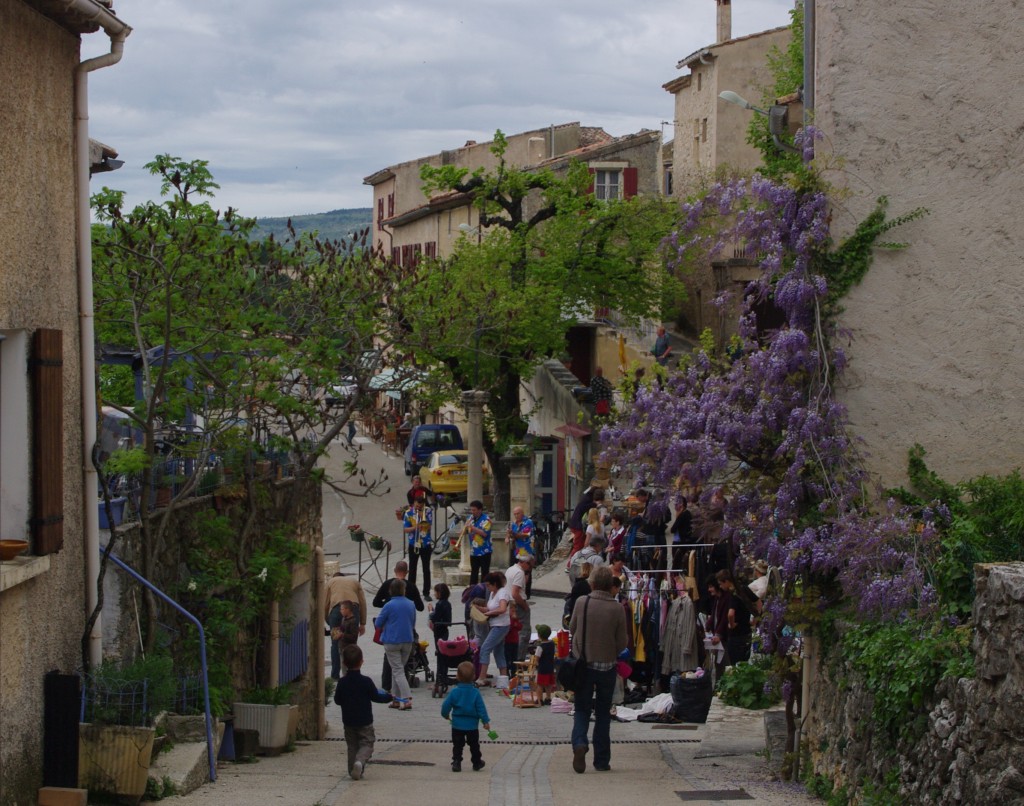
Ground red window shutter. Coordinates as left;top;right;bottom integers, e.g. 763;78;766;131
31;328;64;555
586;168;595;195
387;193;395;218
623;167;638;198
377;198;384;230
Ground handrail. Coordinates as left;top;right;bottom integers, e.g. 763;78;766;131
100;547;216;783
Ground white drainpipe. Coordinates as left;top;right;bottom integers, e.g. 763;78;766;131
72;1;131;668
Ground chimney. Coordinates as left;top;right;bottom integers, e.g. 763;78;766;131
716;0;732;43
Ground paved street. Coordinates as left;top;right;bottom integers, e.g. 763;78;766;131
320;425;409;578
164;435;820;805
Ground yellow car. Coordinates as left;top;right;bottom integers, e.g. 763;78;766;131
418;450;489;498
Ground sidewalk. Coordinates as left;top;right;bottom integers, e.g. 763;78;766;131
161;565;819;805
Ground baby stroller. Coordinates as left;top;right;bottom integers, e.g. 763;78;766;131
404;634;434;688
431;625;478;698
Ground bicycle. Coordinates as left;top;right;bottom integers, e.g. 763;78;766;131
432;510;470;558
531;510;567;566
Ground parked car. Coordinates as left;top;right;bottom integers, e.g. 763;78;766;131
404;423;464;476
418;450;489;498
325;377;358;407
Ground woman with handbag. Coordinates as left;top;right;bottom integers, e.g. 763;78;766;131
474;572;511;689
568;565;628;774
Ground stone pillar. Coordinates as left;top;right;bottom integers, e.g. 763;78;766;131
503;453;534;516
461;390;489;572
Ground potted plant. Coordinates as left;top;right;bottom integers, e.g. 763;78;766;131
79;653;175;801
232;684;293;754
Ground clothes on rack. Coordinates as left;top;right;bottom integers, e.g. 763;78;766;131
660;594;700;676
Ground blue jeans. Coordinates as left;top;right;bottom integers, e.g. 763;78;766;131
328;605;342;678
572;666;617;768
479;624;509;670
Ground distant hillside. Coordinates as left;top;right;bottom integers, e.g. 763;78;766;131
252;208;373;245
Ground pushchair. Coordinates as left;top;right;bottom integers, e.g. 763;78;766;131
405;634;434;688
431;623;478;698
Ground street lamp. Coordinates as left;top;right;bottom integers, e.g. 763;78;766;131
719;90;801;155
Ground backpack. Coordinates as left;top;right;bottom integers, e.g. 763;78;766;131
568;549;595;585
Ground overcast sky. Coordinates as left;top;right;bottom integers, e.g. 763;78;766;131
83;0;795;219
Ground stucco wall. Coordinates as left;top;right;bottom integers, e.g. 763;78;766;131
0;2;87;802
816;0;1024;487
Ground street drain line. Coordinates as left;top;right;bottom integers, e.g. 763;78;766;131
326;737;701;745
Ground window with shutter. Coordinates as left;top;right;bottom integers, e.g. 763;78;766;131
31;329;64;555
387;193;395;218
594;170;621;201
377;198;384;230
1;331;31;548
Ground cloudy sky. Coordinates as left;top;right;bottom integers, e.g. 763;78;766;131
83;0;795;218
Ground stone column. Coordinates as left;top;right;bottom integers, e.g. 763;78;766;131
503;454;534;516
461;390;489;572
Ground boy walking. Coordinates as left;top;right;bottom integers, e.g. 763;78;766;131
440;661;491;772
334;644;393;780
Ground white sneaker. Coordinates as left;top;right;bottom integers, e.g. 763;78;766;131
351;761;364;780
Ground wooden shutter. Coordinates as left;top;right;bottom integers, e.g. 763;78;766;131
623;167;638;198
31;328;64;554
586;167;595;195
377;198;384;230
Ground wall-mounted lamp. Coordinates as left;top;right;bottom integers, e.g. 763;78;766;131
719;90;800;155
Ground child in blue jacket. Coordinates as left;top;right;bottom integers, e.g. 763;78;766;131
440;661;491;772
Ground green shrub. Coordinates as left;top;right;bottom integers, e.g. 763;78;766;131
715;660;780;710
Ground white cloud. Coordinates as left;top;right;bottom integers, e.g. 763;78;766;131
84;0;795;218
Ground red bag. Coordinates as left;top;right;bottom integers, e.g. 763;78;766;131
373;618;383;645
595;399;611;415
437;635;470;657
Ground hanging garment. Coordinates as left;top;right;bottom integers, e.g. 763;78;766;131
660;596;699;676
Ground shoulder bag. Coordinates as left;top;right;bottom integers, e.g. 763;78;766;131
557;596;589;692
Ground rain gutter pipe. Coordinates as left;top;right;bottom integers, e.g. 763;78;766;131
71;1;131;669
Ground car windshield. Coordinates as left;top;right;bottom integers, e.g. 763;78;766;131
438;453;468;466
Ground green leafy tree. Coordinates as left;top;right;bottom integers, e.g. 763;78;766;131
89;155;418;656
413;133;680;508
747;3;805;178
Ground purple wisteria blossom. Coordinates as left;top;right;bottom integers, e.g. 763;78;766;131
602;172;934;632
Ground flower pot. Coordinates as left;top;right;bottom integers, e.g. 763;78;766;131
78;723;155;801
0;539;29;561
232;703;290;753
97;497;127;529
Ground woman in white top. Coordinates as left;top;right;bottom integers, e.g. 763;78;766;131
474;571;511;687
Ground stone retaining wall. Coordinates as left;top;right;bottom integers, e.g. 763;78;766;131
808;563;1024;802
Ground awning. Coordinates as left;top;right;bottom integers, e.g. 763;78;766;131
369;368;426;391
554;423;591;438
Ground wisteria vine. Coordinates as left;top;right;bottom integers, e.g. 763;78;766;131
601;173;936;632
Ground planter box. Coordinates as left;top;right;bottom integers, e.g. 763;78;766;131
232;703;290;753
78;723;155;803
